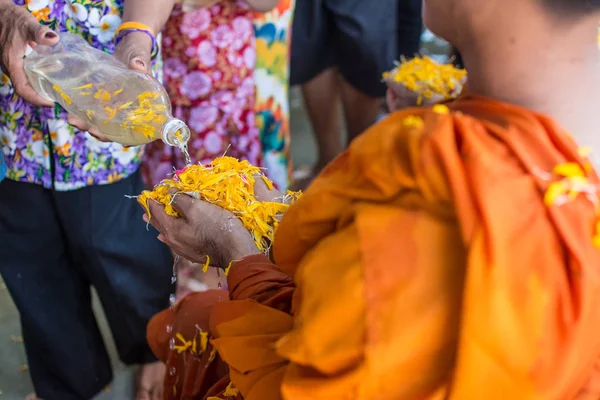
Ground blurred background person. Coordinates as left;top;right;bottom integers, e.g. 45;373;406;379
289;0;422;188
0;1;176;399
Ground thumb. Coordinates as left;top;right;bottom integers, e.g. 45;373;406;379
128;51;151;74
24;21;59;46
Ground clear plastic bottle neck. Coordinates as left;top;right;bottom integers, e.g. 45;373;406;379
162;118;191;147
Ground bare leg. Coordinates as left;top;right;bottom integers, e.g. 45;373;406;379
136;362;165;400
340;78;383;143
300;67;344;171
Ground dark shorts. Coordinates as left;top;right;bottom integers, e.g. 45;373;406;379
0;170;173;400
290;0;423;97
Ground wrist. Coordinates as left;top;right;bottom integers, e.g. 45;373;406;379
225;235;261;267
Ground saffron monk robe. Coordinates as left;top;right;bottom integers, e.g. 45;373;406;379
142;0;600;398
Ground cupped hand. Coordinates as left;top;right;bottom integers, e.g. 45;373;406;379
0;1;59;106
385;75;468;110
253;176;284;203
144;193;261;268
68;30;154;141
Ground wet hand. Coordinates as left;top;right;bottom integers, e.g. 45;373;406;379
143;193;261;268
0;0;59;107
253;176;285;203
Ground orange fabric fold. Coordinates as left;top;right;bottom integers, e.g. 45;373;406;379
149;95;600;399
214;95;600;399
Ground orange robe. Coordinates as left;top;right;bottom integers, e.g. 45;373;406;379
148;94;600;399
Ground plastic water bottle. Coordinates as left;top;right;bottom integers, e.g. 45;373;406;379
24;32;190;147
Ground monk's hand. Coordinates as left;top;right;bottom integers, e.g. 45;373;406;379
253;176;285;203
144;193;261;268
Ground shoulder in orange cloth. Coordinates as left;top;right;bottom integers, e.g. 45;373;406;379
209;95;600;399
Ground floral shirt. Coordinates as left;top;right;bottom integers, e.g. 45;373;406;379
0;0;161;191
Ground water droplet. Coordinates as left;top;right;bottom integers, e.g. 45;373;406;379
169;367;176;376
172;255;179;276
169;338;175;350
166;325;173;333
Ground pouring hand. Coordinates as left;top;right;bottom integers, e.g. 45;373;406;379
0;0;59;107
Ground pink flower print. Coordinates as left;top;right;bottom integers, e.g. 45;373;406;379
185;46;197;58
211;25;234;49
246;111;256;128
203;131;223;155
181;9;211;39
180;72;213;100
164;58;187;79
212;91;234;113
227;49;243;68
163;36;173;47
212;70;223;81
237;76;255;99
243;47;256;69
188;105;219;133
197;41;217;67
232;17;253;41
248;140;261;164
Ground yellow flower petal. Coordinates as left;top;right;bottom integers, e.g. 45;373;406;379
544;181;568;206
432;104;450;114
553;162;585;178
402;115;424;129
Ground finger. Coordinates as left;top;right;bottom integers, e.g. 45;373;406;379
7;44;53;106
22;19;59;46
254;177;283;203
169;191;195;218
66;114;91;131
129;55;150;74
8;66;53;106
67;115;111;142
114;32;152;74
147;200;176;235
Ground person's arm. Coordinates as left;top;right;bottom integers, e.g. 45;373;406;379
0;0;59;106
243;0;279;12
114;0;176;73
122;0;175;36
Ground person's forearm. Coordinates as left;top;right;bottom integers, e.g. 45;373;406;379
122;0;176;35
244;0;279;12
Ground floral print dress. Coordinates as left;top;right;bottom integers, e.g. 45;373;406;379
253;0;295;191
142;1;260;187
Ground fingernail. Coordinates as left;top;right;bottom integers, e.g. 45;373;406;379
133;58;146;68
157;235;165;243
44;31;57;39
